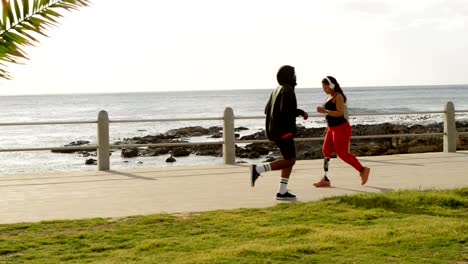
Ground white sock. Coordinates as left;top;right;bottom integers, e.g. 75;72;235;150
256;163;271;174
278;177;289;194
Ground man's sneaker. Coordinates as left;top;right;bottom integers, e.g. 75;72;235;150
276;192;297;200
250;164;260;187
313;177;331;187
360;167;370;185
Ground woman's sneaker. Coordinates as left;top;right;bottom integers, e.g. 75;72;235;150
313;177;331;187
276;192;297;200
360;167;370;185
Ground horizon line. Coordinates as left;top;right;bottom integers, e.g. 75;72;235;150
0;83;466;97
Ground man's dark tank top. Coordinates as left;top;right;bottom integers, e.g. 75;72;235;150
324;99;347;127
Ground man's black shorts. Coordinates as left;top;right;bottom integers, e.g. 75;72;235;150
274;137;296;160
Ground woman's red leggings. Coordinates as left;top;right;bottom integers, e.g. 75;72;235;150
322;121;364;172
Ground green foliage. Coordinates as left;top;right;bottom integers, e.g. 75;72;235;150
0;0;90;79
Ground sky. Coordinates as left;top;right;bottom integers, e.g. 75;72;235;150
0;0;467;95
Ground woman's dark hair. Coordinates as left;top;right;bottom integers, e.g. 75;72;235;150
322;76;347;103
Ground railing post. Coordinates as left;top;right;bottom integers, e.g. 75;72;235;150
444;102;456;153
223;107;236;164
97;110;110;170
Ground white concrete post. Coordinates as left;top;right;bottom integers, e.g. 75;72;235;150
444;102;456;153
97;110;110;170
223;107;236;164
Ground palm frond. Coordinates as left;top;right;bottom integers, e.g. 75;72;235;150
0;0;90;79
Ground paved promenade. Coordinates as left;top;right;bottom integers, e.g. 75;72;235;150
1;151;467;224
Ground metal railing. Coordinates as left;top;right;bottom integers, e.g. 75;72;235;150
0;102;467;171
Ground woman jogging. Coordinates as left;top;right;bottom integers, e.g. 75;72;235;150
313;76;370;187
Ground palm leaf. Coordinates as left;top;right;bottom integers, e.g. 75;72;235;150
0;0;90;79
14;0;21;23
22;0;29;18
2;1;8;29
6;1;15;27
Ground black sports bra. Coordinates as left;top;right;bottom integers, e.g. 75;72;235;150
324;99;347;127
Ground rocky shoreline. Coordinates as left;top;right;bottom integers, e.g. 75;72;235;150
54;121;468;164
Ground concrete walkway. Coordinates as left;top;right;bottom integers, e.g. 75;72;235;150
1;151;467;224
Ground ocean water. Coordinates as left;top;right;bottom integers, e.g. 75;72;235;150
0;85;467;174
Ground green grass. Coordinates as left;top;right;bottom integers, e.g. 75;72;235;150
1;188;467;264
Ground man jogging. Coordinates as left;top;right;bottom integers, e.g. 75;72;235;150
250;65;308;200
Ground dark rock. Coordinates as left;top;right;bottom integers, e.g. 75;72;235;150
59;122;468;161
52;140;91;153
296;142;324;159
166;126;210;137
408;145;441;153
78;151;92;157
248;144;270;155
85;158;97;165
457;134;468;150
240;131;266;140
232;121;468;160
172;147;191;157
208;126;223;133
166;154;176;162
140;147;170;156
210;132;223;138
296;127;326;138
116;134;179;145
193;145;222;156
121;148;139;158
248;151;260;159
236;143;274;158
235;126;249;131
67;140;90;146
